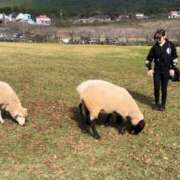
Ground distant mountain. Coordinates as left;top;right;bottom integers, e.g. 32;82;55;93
0;0;180;17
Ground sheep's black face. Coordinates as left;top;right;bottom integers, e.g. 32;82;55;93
126;117;145;135
131;120;145;135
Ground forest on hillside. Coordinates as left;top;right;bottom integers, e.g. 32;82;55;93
0;0;180;17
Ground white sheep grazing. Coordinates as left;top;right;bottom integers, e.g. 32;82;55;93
0;81;28;126
76;80;145;139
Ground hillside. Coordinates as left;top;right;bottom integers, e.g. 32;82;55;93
0;0;180;16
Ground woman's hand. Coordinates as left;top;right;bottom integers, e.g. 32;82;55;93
169;69;175;77
147;69;154;77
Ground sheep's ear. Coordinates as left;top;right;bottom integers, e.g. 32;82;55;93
23;108;28;116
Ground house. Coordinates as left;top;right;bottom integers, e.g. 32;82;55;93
0;13;5;23
8;12;18;22
115;15;130;21
16;13;35;24
36;15;51;25
73;18;89;24
73;15;112;24
135;13;148;19
73;17;97;24
61;38;71;44
0;13;11;23
168;11;180;19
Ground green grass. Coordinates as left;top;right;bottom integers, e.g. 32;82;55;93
0;43;179;179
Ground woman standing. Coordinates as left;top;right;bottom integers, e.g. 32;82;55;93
145;29;178;111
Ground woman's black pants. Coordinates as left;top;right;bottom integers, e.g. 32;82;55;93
153;71;169;108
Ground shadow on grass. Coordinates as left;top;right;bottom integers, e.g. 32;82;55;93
128;90;155;108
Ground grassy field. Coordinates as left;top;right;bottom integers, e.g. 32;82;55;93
0;43;179;179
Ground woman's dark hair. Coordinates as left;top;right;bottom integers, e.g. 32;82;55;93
154;29;166;40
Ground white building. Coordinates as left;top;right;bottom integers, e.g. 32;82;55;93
0;13;5;23
8;13;17;22
61;38;71;44
135;13;148;19
0;13;11;23
168;11;180;19
16;13;35;24
36;15;51;25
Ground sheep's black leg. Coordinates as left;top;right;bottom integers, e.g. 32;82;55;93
114;113;126;135
90;120;101;140
79;103;83;115
78;102;90;133
118;121;126;135
104;113;112;126
79;102;101;139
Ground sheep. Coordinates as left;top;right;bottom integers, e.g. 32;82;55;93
0;81;28;126
76;80;145;139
